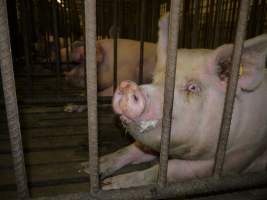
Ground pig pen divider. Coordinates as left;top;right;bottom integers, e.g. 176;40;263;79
113;0;118;93
157;0;180;188
1;0;267;199
213;0;250;176
52;0;62;98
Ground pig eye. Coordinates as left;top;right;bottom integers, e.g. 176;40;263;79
186;82;201;94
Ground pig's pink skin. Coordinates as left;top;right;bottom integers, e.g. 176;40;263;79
64;39;157;93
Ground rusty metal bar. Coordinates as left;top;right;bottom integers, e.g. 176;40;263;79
158;0;181;187
213;0;250;176
84;0;99;193
113;0;118;92
138;0;145;84
34;171;267;200
0;0;30;198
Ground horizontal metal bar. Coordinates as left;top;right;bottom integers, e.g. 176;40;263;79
0;96;112;105
33;171;267;200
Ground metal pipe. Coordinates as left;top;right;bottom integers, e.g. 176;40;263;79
113;0;118;92
33;172;267;200
20;0;33;96
213;0;250;176
138;0;145;84
84;0;99;193
0;0;30;198
191;0;200;48
213;0;223;47
157;0;181;188
0;96;112;106
52;0;62;97
62;0;70;71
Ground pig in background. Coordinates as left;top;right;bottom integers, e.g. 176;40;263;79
63;39;157;112
80;13;267;189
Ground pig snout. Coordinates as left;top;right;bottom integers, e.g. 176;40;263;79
113;81;146;120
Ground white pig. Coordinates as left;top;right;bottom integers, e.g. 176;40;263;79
81;14;267;189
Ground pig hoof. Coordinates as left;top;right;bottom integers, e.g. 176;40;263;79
101;172;146;190
79;156;118;179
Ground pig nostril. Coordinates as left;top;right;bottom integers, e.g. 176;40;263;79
133;94;138;102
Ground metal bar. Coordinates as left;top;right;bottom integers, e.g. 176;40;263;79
84;0;99;193
151;0;160;42
62;0;70;70
213;0;250;176
138;0;145;84
0;0;30;198
20;0;33;96
0;96;112;106
157;0;181;187
191;0;200;48
52;0;61;97
34;172;267;200
213;0;223;47
113;0;118;92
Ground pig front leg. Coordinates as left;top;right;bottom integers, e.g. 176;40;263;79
102;159;213;190
80;142;156;179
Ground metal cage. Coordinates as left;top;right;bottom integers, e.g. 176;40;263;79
1;0;267;199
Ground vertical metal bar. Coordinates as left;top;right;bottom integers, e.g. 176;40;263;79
213;0;250;176
204;0;210;47
139;0;145;84
20;0;32;96
229;0;239;42
191;0;200;48
226;0;234;42
84;0;99;192
151;0;160;42
158;0;181;187
62;0;70;69
113;0;118;92
0;0;30;198
213;0;223;47
52;0;61;96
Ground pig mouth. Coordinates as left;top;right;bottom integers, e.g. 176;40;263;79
122;118;160;134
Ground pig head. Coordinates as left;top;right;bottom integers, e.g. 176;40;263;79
99;13;267;189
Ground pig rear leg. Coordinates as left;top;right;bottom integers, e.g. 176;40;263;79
102;159;213;190
80;142;156;179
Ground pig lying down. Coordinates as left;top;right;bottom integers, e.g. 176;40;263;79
64;39;157;112
81;14;267;190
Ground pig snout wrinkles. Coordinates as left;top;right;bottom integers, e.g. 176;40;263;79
113;80;146;120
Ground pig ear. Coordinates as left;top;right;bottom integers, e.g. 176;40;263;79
96;42;104;64
210;34;267;91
